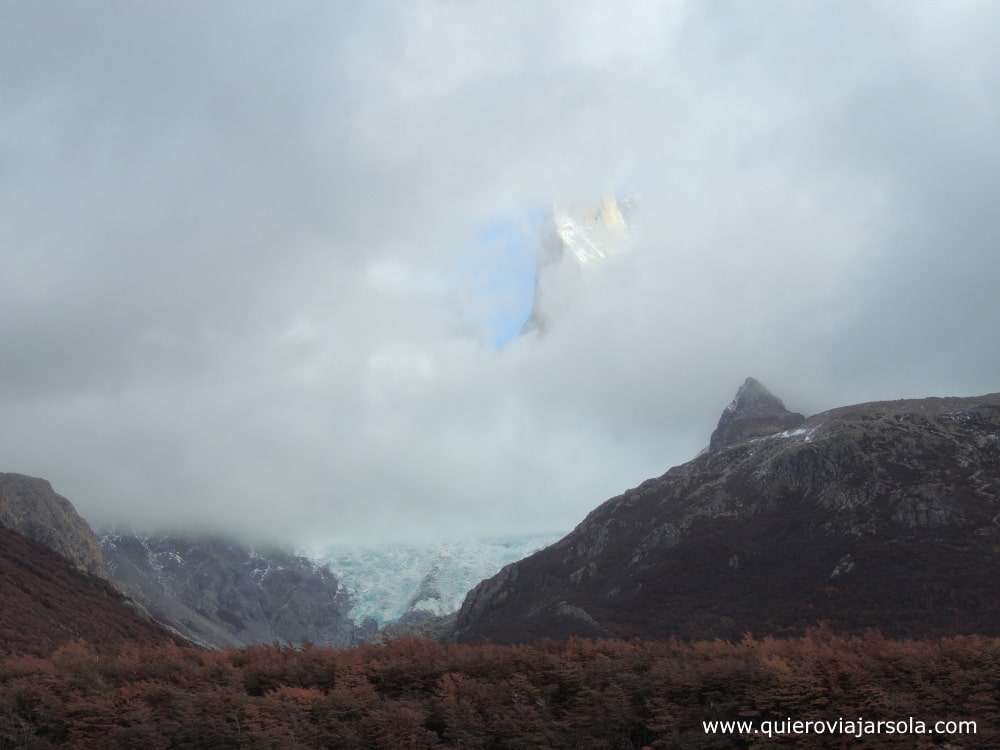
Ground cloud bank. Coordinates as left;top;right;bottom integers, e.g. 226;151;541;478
2;2;999;544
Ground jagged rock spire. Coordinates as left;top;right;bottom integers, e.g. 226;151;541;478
709;377;805;451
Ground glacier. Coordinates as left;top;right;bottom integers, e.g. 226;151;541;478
313;533;562;626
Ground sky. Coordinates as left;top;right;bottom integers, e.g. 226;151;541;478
468;212;541;346
2;1;999;545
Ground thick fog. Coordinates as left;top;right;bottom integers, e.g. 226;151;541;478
2;2;999;544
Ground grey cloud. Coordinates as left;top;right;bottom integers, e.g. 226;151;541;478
1;1;998;545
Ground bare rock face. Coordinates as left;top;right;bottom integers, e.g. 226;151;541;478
453;382;1000;643
709;377;805;451
101;532;362;649
0;473;105;576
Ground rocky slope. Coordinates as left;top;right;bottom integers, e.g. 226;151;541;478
101;532;362;648
0;473;105;575
709;376;805;450
0;526;179;656
454;380;1000;643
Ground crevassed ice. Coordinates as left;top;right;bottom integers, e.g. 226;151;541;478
315;533;562;625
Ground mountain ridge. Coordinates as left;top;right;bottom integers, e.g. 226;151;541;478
101;531;364;649
453;381;1000;642
0;472;105;576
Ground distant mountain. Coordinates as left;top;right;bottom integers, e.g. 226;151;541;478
0;526;178;656
522;194;634;335
550;195;632;266
101;532;364;648
454;380;1000;643
0;472;105;575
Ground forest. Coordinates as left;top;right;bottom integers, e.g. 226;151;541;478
2;628;997;749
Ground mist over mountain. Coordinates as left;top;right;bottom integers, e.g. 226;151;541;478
3;3;1000;546
520;195;635;335
100;532;362;649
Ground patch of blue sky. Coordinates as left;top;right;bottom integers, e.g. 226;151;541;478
465;208;546;347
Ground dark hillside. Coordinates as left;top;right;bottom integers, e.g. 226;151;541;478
0;527;179;657
455;385;1000;643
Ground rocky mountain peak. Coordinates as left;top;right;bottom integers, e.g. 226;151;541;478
709;377;805;451
726;377;784;415
453;389;1000;644
0;473;106;576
